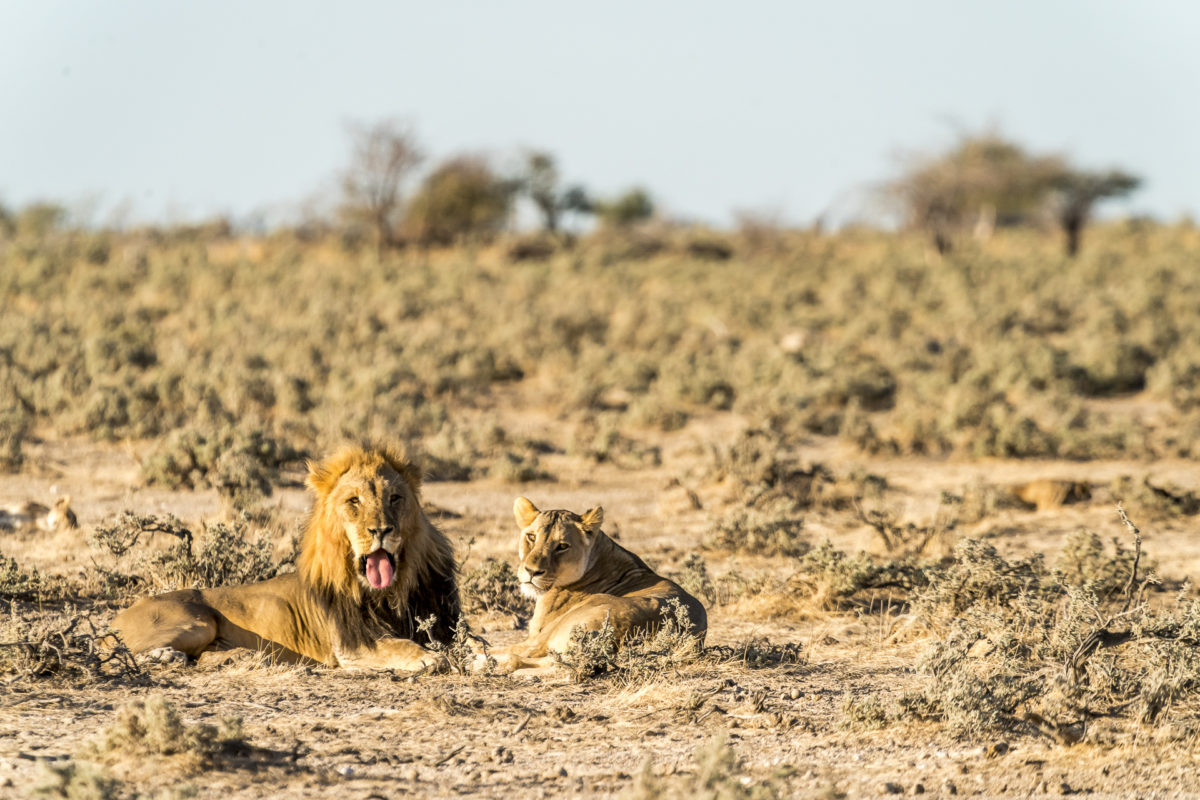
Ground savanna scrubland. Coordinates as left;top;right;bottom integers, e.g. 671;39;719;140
3;219;1200;798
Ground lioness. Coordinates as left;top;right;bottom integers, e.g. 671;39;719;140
0;496;77;533
112;444;460;671
486;497;707;676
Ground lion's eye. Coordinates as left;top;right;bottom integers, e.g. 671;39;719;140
524;533;535;545
346;497;360;508
555;542;570;552
390;494;403;506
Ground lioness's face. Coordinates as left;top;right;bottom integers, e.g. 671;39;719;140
513;497;603;598
330;464;419;591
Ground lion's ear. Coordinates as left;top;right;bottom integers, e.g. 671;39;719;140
305;459;336;497
580;506;604;532
514;497;540;528
379;446;423;494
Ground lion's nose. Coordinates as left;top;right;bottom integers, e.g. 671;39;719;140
368;525;394;537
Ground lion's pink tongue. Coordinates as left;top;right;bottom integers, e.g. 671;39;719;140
365;550;394;589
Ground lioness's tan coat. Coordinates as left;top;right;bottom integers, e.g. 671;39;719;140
489;497;707;676
111;444;460;670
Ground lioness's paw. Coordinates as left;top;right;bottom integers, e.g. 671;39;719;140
469;653;498;674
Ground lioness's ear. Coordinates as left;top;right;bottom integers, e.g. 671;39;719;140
56;495;71;510
514;497;540;528
581;506;604;532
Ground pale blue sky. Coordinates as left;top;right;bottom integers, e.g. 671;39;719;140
1;1;1196;227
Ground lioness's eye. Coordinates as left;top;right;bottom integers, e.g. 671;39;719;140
524;533;535;545
347;497;360;507
555;542;570;552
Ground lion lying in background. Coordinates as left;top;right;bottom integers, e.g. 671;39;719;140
0;495;77;533
484;497;707;677
112;444;460;671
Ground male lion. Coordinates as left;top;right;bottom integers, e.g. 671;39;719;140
485;497;707;676
112;444;459;671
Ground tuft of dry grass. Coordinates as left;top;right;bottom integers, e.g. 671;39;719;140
87;696;246;765
622;735;787;799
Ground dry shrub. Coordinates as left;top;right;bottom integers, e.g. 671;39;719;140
701;429;887;558
416;614;476;675
894;513;1200;740
505;233;559;262
1111;474;1200;518
792;541;927;612
0;552;52;601
571;417;662;468
707;429;884;510
0;408;30;472
420;422;552;483
31;761;123;800
91;511;288;596
555;599;705;683
141;424;299;509
684;234;734;262
0;609;142;684
87;696;245;764
459;557;532;620
673;553;717;607
1056;528;1151;599
705;500;808;558
856;502;956;557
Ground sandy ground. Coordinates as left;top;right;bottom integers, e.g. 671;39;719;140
2;420;1199;799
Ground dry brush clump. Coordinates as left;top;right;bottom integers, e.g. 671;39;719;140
554;599;707;683
881;511;1200;742
0;552;54;601
700;429;887;558
459;556;533;621
0;608;142;685
89;511;289;597
88;695;245;767
4;222;1200;468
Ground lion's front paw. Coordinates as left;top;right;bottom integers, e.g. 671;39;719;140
144;646;189;666
414;651;450;674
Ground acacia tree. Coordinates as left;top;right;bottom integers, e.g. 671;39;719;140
885;133;1062;253
885;132;1141;256
1049;169;1141;257
339;120;423;257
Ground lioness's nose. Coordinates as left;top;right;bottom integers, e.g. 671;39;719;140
527;567;545;578
368;525;394;537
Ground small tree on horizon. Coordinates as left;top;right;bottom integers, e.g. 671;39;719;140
520;151;594;233
339;120;424;257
